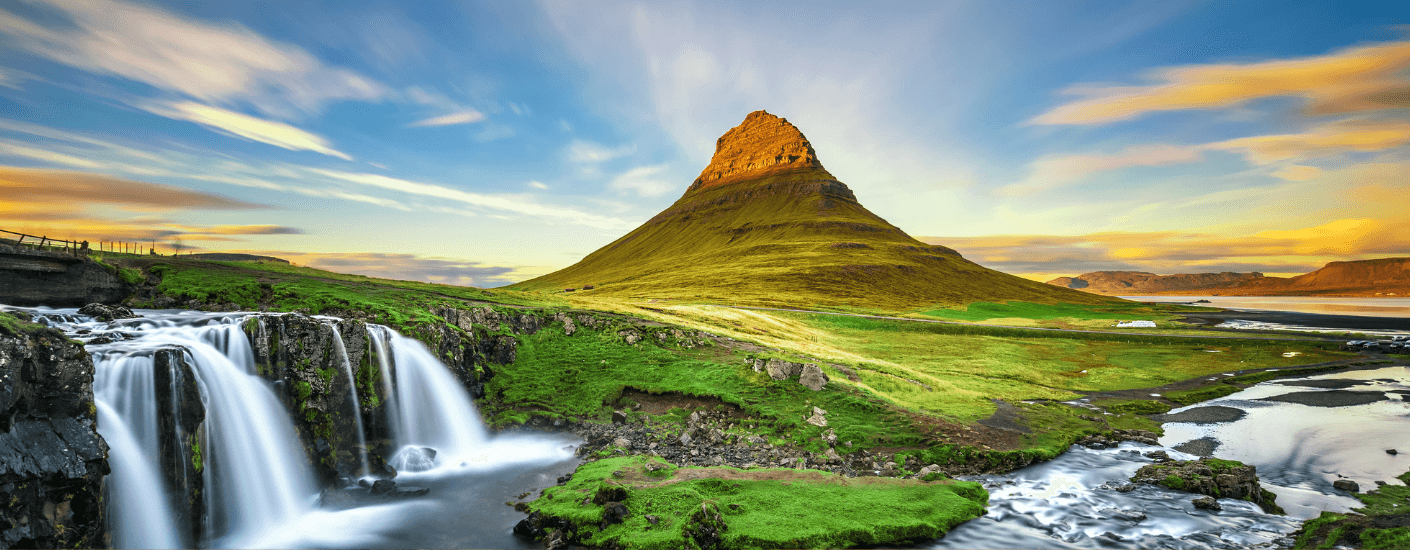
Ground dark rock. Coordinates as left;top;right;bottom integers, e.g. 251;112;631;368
646;514;660;525
1143;450;1170;462
544;528;570;550
1388;449;1399;455
0;319;109;548
602;501;630;525
612;410;628;424
77;303;139;321
1261;390;1387;408
371;479;397;495
0;251;131;307
1332;479;1359;493
592;484;628;505
1193;496;1222;511
1173;437;1220;457
1132;457;1283;514
1154;406;1245;424
684;502;728;550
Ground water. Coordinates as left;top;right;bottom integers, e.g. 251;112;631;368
1122;295;1410;318
2;305;579;549
932;365;1410;549
328;323;371;477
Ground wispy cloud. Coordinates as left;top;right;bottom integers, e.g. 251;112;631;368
999;145;1203;196
0;0;388;119
269;251;522;287
1033;39;1410;125
568;140;635;163
609;165;673;197
923;216;1410;277
1208;119;1410;165
143;101;353;160
408;110;487;127
306;168;630;229
0;166;264;210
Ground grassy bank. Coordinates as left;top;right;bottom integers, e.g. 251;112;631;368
523;456;987;549
1294;470;1410;549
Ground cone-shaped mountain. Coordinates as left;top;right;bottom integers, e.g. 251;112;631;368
512;110;1112;309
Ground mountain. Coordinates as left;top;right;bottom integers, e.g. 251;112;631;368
1218;257;1410;296
1046;271;1265;295
511;110;1114;310
1048;258;1410;297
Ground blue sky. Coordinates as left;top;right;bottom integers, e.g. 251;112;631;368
2;0;1409;285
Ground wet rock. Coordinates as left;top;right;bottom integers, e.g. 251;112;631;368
1132;457;1283;514
1192;496;1222;511
602;501;630;525
1261;390;1387;408
1172;437;1220;457
1143;450;1170;462
1387;449;1399;455
371;479;396;495
1154;406;1246;424
1333;479;1359;493
77;302;139;321
544;528;570;550
645;514;660;525
0;319;108;549
1114;484;1138;493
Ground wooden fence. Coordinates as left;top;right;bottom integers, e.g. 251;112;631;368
1;229;155;257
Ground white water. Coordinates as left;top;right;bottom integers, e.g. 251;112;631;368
4;305;575;548
380;326;489;473
328;324;370;477
933;365;1410;548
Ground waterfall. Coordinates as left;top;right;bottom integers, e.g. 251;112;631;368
377;327;488;472
93;351;181;549
366;325;400;450
328;323;370;478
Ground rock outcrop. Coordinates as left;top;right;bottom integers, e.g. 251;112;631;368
747;356;829;391
0;312;109;548
0;245;131;306
1131;457;1284;514
688;110;829;193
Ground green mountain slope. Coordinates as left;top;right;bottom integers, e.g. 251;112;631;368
512;111;1116;311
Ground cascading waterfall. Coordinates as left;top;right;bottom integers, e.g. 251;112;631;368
92;352;181;549
2;304;576;549
377;326;488;472
328;323;371;478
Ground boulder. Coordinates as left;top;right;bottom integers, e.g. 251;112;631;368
1192;496;1222;511
1131;457;1283;514
799;363;829;391
764;358;803;381
77;302;139;321
1332;479;1359;493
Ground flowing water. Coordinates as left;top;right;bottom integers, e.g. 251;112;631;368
932;365;1410;549
4;305;578;549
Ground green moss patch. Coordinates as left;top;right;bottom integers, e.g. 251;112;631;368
1295;470;1410;549
525;456;987;549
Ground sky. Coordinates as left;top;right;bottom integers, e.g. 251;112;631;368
2;0;1409;286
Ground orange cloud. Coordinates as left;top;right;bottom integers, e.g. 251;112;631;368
922;217;1410;278
1210;119;1410;164
262;251;521;287
1033;39;1410;125
0;166;264;210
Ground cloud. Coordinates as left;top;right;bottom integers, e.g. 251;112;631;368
1271;165;1324;181
305;168;630;229
0;0;388;119
922;216;1410;277
999;144;1203;196
408;110;487;127
268;251;521;287
202;225;303;235
1208;119;1410;165
143;101;353;160
1033;39;1410;125
568;140;635;163
473;124;515;142
0;166;264;210
609;165;673;197
527;180;549;190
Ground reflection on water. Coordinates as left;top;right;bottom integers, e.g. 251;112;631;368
932;365;1410;549
1122;296;1410;317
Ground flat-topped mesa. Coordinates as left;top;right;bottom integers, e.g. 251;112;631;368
687;110;833;193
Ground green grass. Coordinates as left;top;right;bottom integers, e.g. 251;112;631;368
486;321;926;450
526;456;987;549
0;311;48;335
509;168;1114;312
915;301;1211;323
116;257;558;331
1295;470;1410;549
782;311;1350;420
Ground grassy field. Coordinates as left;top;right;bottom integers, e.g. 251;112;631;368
525;455;987;549
1294;469;1410;549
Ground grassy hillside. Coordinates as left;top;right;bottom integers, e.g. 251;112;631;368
511;170;1113;311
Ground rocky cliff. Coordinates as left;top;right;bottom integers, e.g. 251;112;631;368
0;245;130;307
0;312;109;548
1225;257;1410;296
1045;271;1265;295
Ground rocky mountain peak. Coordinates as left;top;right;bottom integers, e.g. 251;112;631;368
687;110;831;193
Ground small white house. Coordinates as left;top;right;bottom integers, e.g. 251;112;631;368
1114;320;1157;328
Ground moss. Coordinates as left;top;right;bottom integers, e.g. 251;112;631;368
190;442;203;473
1163;475;1186;490
527;456;987;549
117;267;144;285
295;381;312;403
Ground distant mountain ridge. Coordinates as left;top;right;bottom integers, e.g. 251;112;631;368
511;110;1112;309
1046;271;1265;295
1048;258;1410;297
